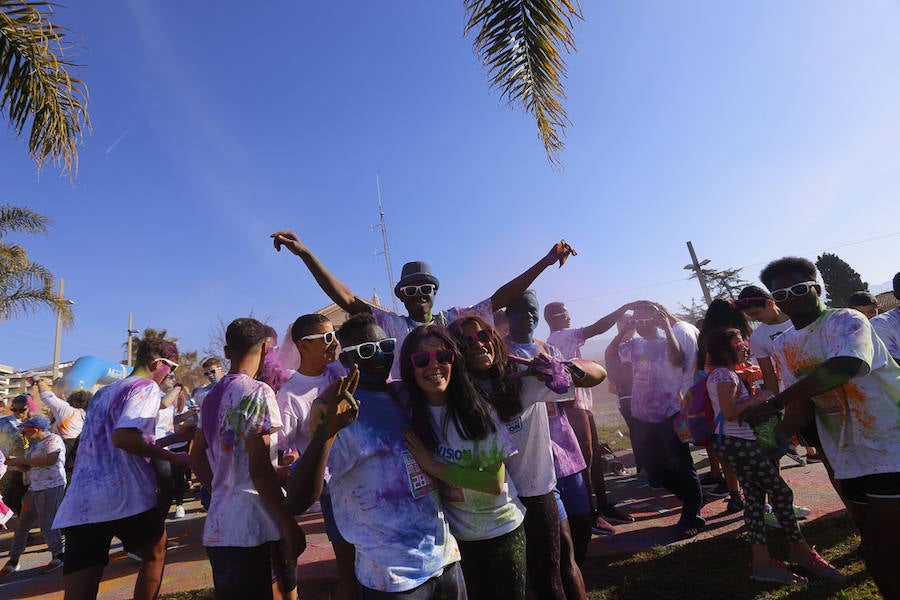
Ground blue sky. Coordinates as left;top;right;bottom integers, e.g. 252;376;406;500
2;1;899;370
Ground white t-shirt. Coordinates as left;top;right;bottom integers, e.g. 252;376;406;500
200;373;283;548
54;376;161;528
872;308;900;361
372;298;493;380
673;321;700;395
749;320;794;360
486;377;565;497
328;387;459;593
275;363;344;456
546;328;593;411
426;405;523;542
155;403;175;441
706;368;755;441
25;432;66;491
771;309;900;480
618;337;684;423
40;391;84;440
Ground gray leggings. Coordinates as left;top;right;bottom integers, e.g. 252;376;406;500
710;436;802;546
9;485;65;561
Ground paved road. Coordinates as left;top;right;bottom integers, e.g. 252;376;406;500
0;447;845;599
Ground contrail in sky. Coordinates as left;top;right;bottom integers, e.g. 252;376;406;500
105;123;137;154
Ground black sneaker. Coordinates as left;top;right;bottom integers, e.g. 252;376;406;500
706;482;730;498
600;504;635;525
726;496;744;514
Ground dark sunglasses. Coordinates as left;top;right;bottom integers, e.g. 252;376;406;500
10;406;27;413
734;297;769;309
770;281;817;303
203;369;219;377
399;284;435;297
340;338;396;360
460;328;494;347
410;349;455;369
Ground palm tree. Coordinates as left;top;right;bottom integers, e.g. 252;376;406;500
0;204;73;325
0;0;89;179
464;1;583;165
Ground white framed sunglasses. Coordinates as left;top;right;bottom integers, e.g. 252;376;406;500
339;338;396;360
399;284;436;297
301;331;338;346
153;357;179;373
770;281;818;302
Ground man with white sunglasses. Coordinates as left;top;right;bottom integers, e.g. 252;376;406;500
745;256;900;599
53;336;190;600
192;357;224;409
271;229;575;380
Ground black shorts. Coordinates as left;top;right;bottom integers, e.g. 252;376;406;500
206;542;277;599
63;507;165;575
839;472;900;504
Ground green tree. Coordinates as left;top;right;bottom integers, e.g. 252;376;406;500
815;252;868;308
0;204;72;325
679;266;752;322
1;0;89;178
464;0;583;164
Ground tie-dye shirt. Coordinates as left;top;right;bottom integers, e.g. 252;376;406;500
327;387;460;593
618;337;684;423
0;415;23;459
872;308;900;361
201;373;283;547
372;298;493;381
426;404;523;541
771;309;900;480
54;376;160;528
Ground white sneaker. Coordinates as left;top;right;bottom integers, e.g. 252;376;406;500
126;552;143;563
174;505;185;519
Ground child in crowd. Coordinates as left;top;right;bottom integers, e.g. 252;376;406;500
0;416;66;577
401;324;527;599
704;327;843;585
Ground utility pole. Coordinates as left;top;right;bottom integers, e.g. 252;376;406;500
52;279;65;381
126;313;140;367
683;241;713;305
372;175;399;313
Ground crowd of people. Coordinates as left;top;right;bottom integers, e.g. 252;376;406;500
0;232;898;600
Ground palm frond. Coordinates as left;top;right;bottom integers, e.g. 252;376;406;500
0;241;29;277
0;259;73;326
0;0;89;180
0;204;51;237
464;0;582;166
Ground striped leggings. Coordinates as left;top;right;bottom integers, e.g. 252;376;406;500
710;436;803;546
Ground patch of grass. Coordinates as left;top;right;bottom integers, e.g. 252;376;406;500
584;516;879;599
596;423;632;454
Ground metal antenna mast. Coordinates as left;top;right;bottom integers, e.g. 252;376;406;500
372;175;399;313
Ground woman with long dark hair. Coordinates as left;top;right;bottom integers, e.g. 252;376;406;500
401;324;527;600
448;315;570;600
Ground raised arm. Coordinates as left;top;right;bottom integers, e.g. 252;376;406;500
582;303;639;339
659;313;685;368
490;240;576;311
271;230;371;315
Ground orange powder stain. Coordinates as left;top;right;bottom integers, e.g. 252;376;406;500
843;382;877;432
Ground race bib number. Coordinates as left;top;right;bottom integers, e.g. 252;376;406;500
401;449;434;499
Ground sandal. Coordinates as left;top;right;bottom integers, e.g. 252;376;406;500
672;517;705;539
751;560;808;585
591;515;616;536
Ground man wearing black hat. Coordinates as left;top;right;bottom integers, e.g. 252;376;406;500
271;229;575;379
